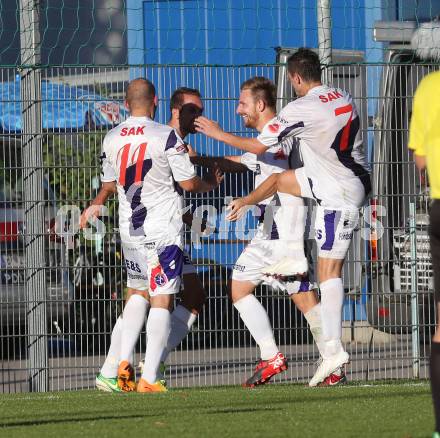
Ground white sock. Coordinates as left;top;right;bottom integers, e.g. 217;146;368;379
320;278;345;358
304;303;325;356
142;308;171;383
120;294;149;363
233;294;278;360
160;305;197;362
100;316;122;378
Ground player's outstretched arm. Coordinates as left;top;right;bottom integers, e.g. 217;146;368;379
187;143;247;173
227;169;302;220
190;155;248;173
178;164;224;193
194;116;267;154
226;173;280;221
79;181;116;229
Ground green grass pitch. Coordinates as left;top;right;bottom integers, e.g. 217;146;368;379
0;381;434;438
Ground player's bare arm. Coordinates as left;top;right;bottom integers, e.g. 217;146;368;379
194;116;267;154
187;143;247;172
182;211;194;227
190;154;248;173
413;152;427;170
227;173;279;221
185;143;197;157
227;170;301;221
178;164;224;193
79;181;116;229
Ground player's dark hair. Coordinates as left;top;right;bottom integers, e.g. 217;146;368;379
170;87;202;112
240;77;277;110
287;48;322;83
125;78;156;107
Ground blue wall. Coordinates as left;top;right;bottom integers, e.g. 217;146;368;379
126;0;375;128
127;0;367;66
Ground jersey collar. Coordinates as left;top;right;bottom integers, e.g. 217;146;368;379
306;85;328;96
128;116;152;121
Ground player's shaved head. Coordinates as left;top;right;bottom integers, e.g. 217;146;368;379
240;77;276;110
125;78;156;112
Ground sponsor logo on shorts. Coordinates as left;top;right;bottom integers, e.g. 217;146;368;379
339;232;353;240
145;242;156;250
155;273;168;286
232;264;246;272
150;264;168;291
128;273;147;280
316;229;323;240
125;259;141;273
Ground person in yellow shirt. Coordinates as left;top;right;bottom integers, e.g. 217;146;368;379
409;70;440;438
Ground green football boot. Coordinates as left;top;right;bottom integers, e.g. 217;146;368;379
95;373;122;393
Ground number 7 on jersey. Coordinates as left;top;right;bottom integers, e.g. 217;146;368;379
334;104;353;152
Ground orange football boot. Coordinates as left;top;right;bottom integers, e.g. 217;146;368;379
117;360;136;392
136;378;167;393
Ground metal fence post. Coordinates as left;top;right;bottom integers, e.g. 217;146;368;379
409;202;420;378
19;0;48;392
317;0;333;84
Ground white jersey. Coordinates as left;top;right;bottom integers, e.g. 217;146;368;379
100;116;196;243
240;144;304;241
257;85;371;208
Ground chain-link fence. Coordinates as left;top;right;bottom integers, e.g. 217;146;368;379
0;61;436;392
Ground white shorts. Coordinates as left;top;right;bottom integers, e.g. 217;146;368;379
122;238;184;296
295;167;367;209
313;205;359;259
231;238;315;295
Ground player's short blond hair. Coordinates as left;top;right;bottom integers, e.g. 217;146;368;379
240;77;277;110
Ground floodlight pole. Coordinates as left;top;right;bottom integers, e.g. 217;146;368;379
20;0;48;392
317;0;333;85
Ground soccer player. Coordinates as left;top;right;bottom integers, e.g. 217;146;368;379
195;49;370;386
192;76;345;387
159;87;208;370
95;87;209;391
80;78;222;393
408;70;440;438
